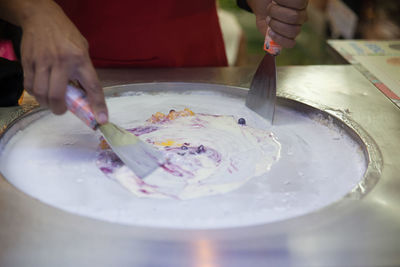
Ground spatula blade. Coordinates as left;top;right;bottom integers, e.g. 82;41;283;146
99;123;164;178
245;53;277;124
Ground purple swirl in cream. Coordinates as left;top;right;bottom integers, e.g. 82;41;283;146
96;113;281;200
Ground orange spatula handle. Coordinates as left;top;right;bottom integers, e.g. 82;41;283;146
264;28;282;56
65;85;99;130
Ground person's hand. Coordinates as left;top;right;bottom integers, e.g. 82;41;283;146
247;0;308;48
20;0;108;123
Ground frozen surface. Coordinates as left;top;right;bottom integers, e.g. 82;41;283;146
0;91;366;229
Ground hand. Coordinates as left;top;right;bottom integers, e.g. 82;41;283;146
20;0;108;123
248;0;308;48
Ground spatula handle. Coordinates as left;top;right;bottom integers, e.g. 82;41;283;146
264;27;282;56
65;85;99;130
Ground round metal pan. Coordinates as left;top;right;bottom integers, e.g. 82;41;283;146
0;74;397;267
0;82;381;204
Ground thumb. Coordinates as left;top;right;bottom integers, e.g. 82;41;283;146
253;1;273;36
76;63;109;124
256;15;269;36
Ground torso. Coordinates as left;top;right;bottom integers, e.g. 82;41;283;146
55;0;227;67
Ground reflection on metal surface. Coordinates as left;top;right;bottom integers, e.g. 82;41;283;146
194;239;217;267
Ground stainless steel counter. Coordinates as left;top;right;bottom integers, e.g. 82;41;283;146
1;66;399;267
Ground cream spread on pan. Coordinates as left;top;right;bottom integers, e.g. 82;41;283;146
0;89;367;228
97;109;281;199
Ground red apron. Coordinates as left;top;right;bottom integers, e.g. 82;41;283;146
55;0;227;67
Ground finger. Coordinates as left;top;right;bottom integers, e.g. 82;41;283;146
21;51;34;94
32;65;50;107
75;61;108;124
22;62;34;95
268;2;307;25
48;65;69;115
249;0;270;17
256;16;268;36
269;29;296;48
269;18;302;39
274;0;308;10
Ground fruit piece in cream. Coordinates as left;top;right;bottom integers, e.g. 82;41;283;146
96;109;281;200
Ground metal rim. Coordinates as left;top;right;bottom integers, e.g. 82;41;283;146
0;82;383;239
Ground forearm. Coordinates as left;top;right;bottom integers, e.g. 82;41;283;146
0;0;57;27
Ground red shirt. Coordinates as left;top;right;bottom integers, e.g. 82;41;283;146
55;0;227;67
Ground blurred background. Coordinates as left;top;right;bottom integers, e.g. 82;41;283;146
217;0;400;66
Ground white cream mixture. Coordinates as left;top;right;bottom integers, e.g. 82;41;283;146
0;87;366;228
97;113;281;199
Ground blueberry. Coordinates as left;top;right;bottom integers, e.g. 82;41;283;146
196;145;206;153
181;145;188;150
238;118;246;125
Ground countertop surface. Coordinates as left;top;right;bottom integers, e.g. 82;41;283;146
0;65;399;267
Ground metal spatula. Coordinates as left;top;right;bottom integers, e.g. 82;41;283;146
246;29;281;124
65;85;165;178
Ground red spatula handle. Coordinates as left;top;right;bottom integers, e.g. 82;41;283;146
65;85;99;130
264;27;282;55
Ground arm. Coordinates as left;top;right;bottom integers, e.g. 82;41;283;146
245;0;308;48
0;0;108;123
